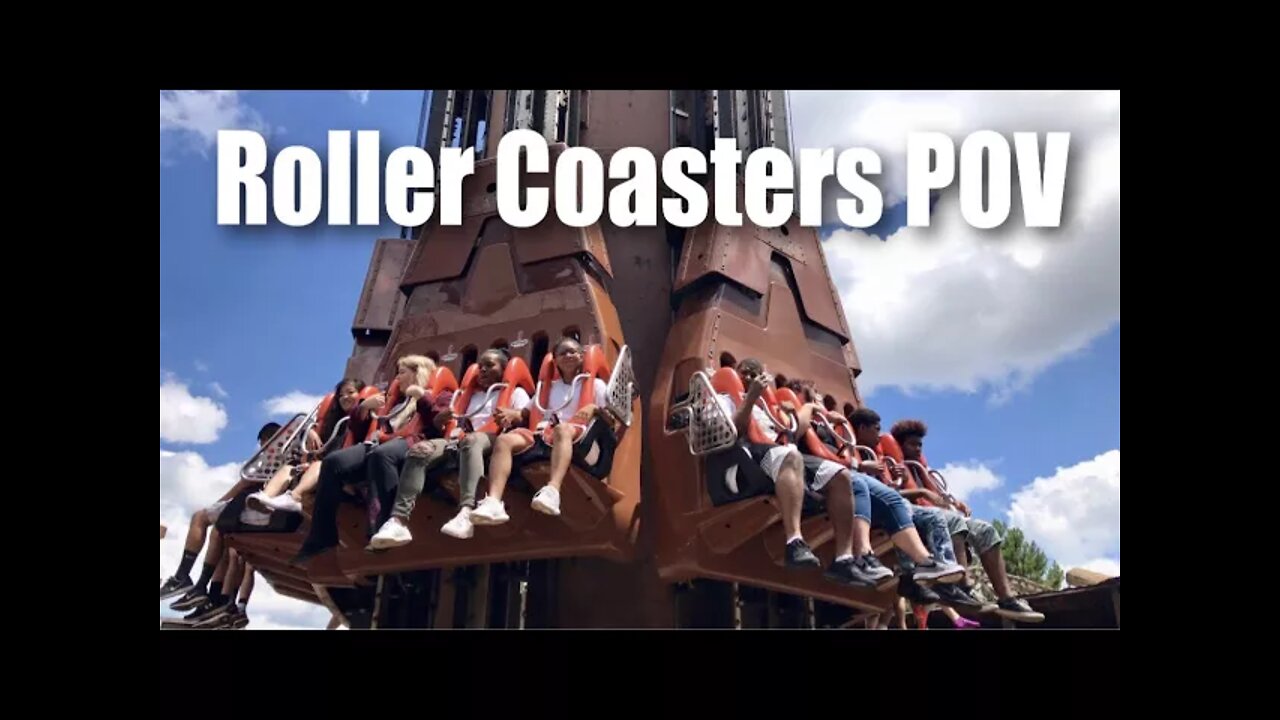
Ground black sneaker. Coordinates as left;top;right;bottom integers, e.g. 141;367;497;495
824;556;880;587
935;583;990;611
159;575;193;600
859;553;896;583
784;538;821;568
166;599;220;626
193;600;236;628
170;588;207;611
227;608;250;629
996;597;1045;623
897;575;942;605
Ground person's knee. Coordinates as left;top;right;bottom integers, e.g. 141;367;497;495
460;433;483;451
828;470;853;497
553;423;576;444
971;518;1001;551
782;450;803;474
407;440;439;461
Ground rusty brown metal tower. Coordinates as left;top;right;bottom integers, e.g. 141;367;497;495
224;91;892;629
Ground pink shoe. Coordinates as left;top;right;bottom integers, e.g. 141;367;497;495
952;616;981;630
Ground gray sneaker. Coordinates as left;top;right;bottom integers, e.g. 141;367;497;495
911;556;965;584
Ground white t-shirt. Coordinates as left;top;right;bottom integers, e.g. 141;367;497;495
539;377;609;429
716;393;779;443
466;386;532;429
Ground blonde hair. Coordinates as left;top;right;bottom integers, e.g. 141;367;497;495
386;355;437;431
396;354;436;389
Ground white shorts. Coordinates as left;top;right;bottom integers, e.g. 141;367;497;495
753;444;800;483
801;454;848;495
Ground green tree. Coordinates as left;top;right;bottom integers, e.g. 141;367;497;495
991;520;1064;589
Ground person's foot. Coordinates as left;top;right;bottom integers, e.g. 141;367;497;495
996;597;1045;623
469;496;510;525
531;486;561;516
951;616;981;629
159;575;193;600
264;493;304;514
368;517;413;550
224;606;250;629
910;556;965;584
440;507;474;539
784;538;821;568
170;587;207;612
246;491;273;513
823;556;880;587
193;600;236;628
934;583;991;612
858;553;895;583
897;575;942;605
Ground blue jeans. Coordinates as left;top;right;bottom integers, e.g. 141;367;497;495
897;505;958;572
850;473;915;534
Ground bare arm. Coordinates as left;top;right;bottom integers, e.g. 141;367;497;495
733;379;766;438
794;402;827;439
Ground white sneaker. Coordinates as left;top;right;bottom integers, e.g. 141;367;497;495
368;518;413;549
263;493;303;514
440;507;474;539
246;491;272;513
531;486;561;516
468;497;510;525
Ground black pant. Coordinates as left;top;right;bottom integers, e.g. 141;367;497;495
301;439;411;551
302;443;370;550
366;438;409;530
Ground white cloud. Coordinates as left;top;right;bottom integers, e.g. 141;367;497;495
159;90;270;160
160;376;228;444
933;461;1002;502
159;449;335;630
347;90;371;105
263;391;324;417
209;382;228;398
159;449;240;514
795;91;1119;400
195;360;210;373
1006;449;1120;572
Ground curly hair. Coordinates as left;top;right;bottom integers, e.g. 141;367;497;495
890;419;928;444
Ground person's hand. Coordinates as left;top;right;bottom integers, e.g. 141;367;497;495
403;385;426;400
572;404;599;423
494;407;524;428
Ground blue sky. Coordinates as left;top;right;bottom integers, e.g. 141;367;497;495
160;90;1120;627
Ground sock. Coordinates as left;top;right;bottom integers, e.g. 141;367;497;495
176;550;198;579
834;554;854;562
194;563;216;593
787;534;804;545
208;581;224;605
